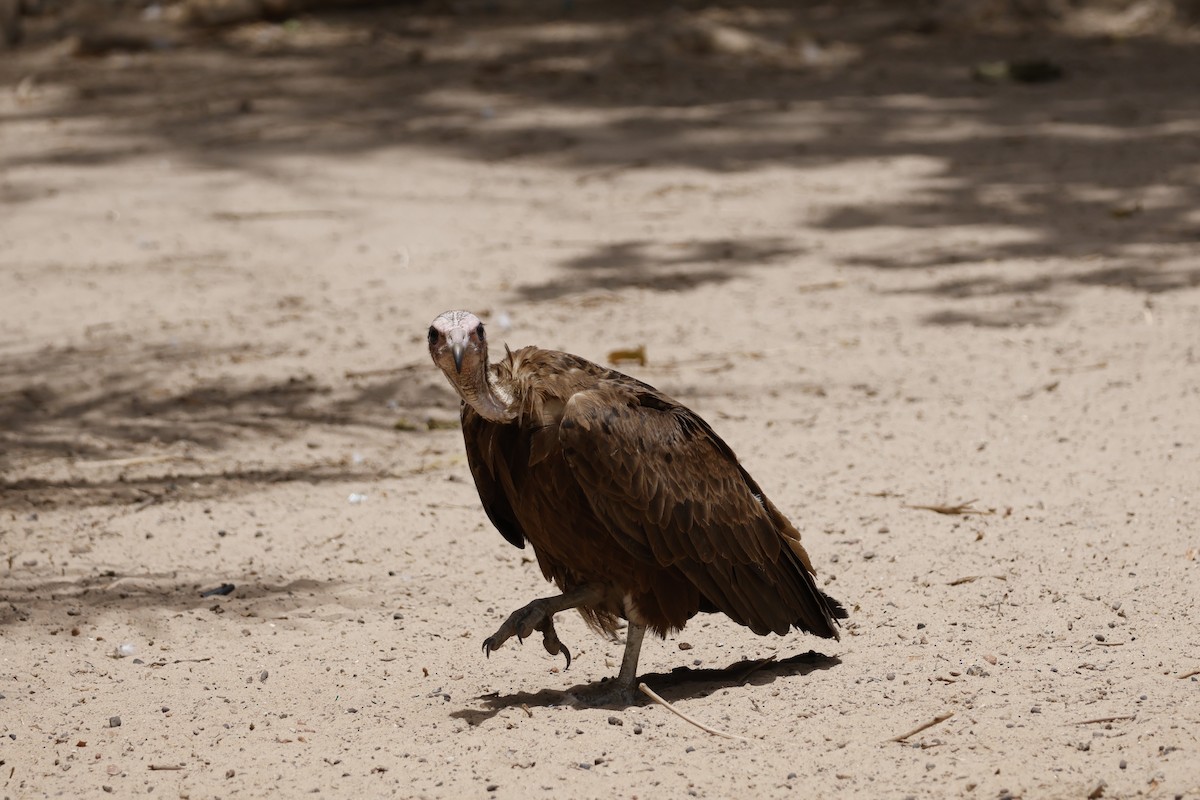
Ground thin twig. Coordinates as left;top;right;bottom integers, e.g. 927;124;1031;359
906;500;992;516
794;280;846;293
212;210;343;221
1176;670;1200;680
947;575;1007;586
1071;715;1136;726
638;683;749;742
888;711;954;742
343;362;424;379
74;454;192;469
148;764;185;771
735;654;778;684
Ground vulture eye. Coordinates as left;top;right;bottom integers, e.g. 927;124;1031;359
475;323;486;340
427;326;439;345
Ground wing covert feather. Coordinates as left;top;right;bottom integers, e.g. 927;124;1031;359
560;385;779;567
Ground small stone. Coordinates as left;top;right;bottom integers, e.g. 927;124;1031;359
685;746;695;753
1095;634;1105;642
926;762;935;771
347;708;359;714
677;642;693;650
102;787;113;793
886;673;896;681
633;726;643;735
863;552;876;560
259;670;269;683
393;612;404;620
226;769;235;779
108;716;121;728
1119;760;1127;770
916;623;926;630
1030;706;1041;713
787;772;797;780
607;716;623;726
578;762;592;770
161;707;169;713
486;785;498;793
983;654;997;665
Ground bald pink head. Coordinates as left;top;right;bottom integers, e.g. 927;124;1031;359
428;310;486;374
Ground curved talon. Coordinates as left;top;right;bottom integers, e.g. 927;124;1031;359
482;638;494;657
560;643;572;671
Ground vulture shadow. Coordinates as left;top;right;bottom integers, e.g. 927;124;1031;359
452;650;840;722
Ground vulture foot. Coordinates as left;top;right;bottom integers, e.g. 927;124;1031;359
567;621;648;708
482;598;572;669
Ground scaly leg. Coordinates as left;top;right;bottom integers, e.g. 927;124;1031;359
483;584;604;668
614;621;646;690
576;621;648;706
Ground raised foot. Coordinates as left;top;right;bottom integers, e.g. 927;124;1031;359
482;598;572;669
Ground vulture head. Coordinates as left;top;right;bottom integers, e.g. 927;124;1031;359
429;310;515;422
428;309;486;376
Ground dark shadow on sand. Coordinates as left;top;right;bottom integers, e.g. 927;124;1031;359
450;649;840;723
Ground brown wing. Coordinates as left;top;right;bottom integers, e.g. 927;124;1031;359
461;404;526;550
558;383;843;639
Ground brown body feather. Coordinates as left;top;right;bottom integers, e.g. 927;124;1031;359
460;345;847;640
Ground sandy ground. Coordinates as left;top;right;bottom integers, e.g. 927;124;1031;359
2;2;1200;798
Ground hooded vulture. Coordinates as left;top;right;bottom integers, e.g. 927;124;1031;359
428;310;847;701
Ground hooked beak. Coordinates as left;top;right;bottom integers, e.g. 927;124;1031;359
451;341;465;373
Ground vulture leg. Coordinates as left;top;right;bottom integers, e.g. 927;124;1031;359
482;584;604;667
614;621;647;692
577;621;647;707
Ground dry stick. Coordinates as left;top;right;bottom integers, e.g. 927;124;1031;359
795;280;846;293
888;711;954;743
74;454;189;469
906;500;992;516
148;764;185;771
1176;670;1200;680
1071;715;1136;726
947;575;1007;586
638;683;749;743
735;654;778;684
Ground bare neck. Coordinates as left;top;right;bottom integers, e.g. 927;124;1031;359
455;360;516;423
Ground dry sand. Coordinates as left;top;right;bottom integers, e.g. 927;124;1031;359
2;2;1199;798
